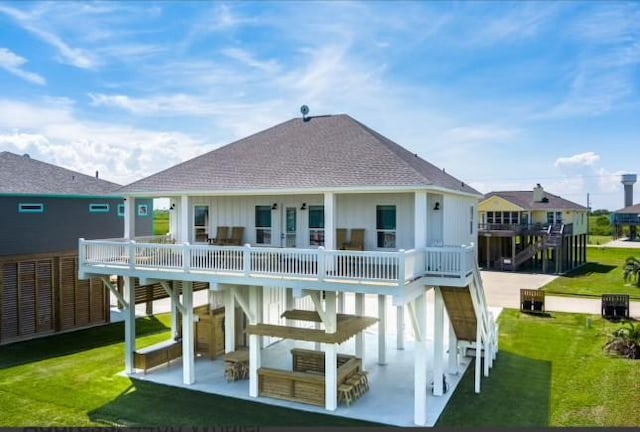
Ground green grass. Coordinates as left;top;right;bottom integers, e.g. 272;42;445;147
542;247;640;299
438;310;640;427
587;235;612;245
153;210;169;236
0;315;373;427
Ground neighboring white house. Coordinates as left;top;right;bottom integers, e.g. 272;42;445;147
79;113;497;426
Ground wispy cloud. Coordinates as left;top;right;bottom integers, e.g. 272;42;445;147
0;48;45;85
221;48;280;74
555;151;600;168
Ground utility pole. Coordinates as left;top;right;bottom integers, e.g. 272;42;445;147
586;192;591;244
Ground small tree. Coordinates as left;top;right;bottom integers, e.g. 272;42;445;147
623;257;640;287
604;321;640;359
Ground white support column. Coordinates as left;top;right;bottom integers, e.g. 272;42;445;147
433;287;445;396
378;294;387;365
324;291;337;411
180;195;190;244
225;287;236;353
448;318;459;375
413;292;427;426
123;276;136;374
396;305;405;350
257;288;264;349
355;292;365;369
124;197;136;239
475;321;482;394
337;291;345;314
324;192;336;251
285;288;294;327
182;281;195;385
249;286;261;398
170;283;179;339
414;191;427;248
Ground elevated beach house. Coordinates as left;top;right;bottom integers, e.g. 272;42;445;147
79;113;497;425
0;151;152;344
478;184;588;273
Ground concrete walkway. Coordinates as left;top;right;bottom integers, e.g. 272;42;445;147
594;238;640;249
480;270;640;318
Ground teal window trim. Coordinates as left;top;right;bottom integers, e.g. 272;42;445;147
18;203;44;213
117;204;125;217
89;203;110;213
137;204;149;217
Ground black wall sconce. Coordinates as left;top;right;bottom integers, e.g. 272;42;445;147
433;202;440;211
300;203;307;210
170;203;176;210
271;203;278;210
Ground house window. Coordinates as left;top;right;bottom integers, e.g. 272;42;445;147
510;212;519;225
308;205;324;246
376;205;396;248
255;206;272;245
495;212;502;224
547;212;554;225
117;204;125;217
18;203;44;213
89;203;110;213
194;205;209;243
137;204;149;216
556;211;562;224
487;211;494;224
470;206;474;235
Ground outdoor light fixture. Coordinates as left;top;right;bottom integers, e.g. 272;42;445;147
170;203;176;210
300;203;307;210
433;202;440;211
272;203;278;210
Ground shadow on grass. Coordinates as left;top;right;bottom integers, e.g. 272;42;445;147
562;262;616;277
0;316;168;369
89;379;378;427
437;351;551;427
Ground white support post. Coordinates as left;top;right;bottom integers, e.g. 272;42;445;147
337;291;345;314
170;283;179;339
123;276;136;374
324;192;336;251
180;195;190;244
448;317;459;375
475;321;482;394
225;287;236;353
396;305;405;350
257;288;264;349
413;292;427;426
249;286;261;398
285;288;294;326
325;291;337;333
378;294;387;365
124;197;136;239
324;291;337;411
414;191;427;248
355;292;365;368
433;287;444;396
182;281;195;385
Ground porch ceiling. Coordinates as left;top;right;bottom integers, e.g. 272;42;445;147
247;313;378;344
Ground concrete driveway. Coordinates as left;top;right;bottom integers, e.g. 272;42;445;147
480;270;557;309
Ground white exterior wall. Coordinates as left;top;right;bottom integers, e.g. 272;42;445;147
442;194;479;246
427;193;443;246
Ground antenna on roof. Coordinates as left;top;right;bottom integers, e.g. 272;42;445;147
300;105;310;122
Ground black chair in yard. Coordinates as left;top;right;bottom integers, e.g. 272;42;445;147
601;294;629;320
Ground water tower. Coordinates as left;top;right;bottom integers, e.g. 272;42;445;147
621;174;637;208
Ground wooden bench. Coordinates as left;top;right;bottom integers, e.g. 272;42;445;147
291;348;352;373
134;340;182;374
520;289;545;314
601;294;629;320
258;356;362;406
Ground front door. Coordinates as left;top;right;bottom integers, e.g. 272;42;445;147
283;206;297;247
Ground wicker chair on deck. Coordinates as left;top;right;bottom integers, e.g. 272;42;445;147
223;226;245;246
209;226;229;245
343;229;365;251
336;228;347;250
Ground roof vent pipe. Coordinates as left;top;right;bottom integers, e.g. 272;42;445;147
95;170;99;179
621;174;637;208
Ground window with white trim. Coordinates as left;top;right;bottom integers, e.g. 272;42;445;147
18;203;43;213
255;206;272;244
193;205;209;243
89;203;110;213
470;206;474;235
308;205;324;246
117;204;125;217
137;204;148;216
376;205;396;248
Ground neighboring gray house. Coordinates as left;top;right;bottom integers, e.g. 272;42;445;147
0;151;152;345
0;151;152;256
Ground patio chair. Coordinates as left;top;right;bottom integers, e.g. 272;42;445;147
520;289;545;314
336;228;347;250
209;226;229;245
601;294;629;320
223;226;245;246
343;229;365;251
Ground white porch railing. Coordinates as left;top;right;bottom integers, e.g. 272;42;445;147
79;238;475;286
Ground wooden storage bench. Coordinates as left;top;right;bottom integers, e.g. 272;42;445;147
134;340;182;373
520;289;545;314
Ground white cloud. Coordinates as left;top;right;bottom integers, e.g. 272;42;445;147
554;151;600;168
0;48;46;85
221;48;280;74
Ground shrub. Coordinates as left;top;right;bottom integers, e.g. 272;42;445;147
604;321;640;359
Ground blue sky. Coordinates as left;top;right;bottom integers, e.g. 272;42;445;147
0;1;638;210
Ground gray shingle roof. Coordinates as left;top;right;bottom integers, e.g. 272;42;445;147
614;204;640;214
0;151;120;195
118;114;480;195
482;190;587;211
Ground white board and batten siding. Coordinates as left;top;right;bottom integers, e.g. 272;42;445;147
442;194;478;247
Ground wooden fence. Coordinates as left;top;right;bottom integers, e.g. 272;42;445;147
0;250;109;345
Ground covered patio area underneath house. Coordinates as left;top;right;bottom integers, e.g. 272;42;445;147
125;293;502;427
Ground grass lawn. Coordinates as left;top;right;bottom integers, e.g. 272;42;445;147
542;247;640;299
153;210;169;236
438;310;640;427
0;315;373;427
